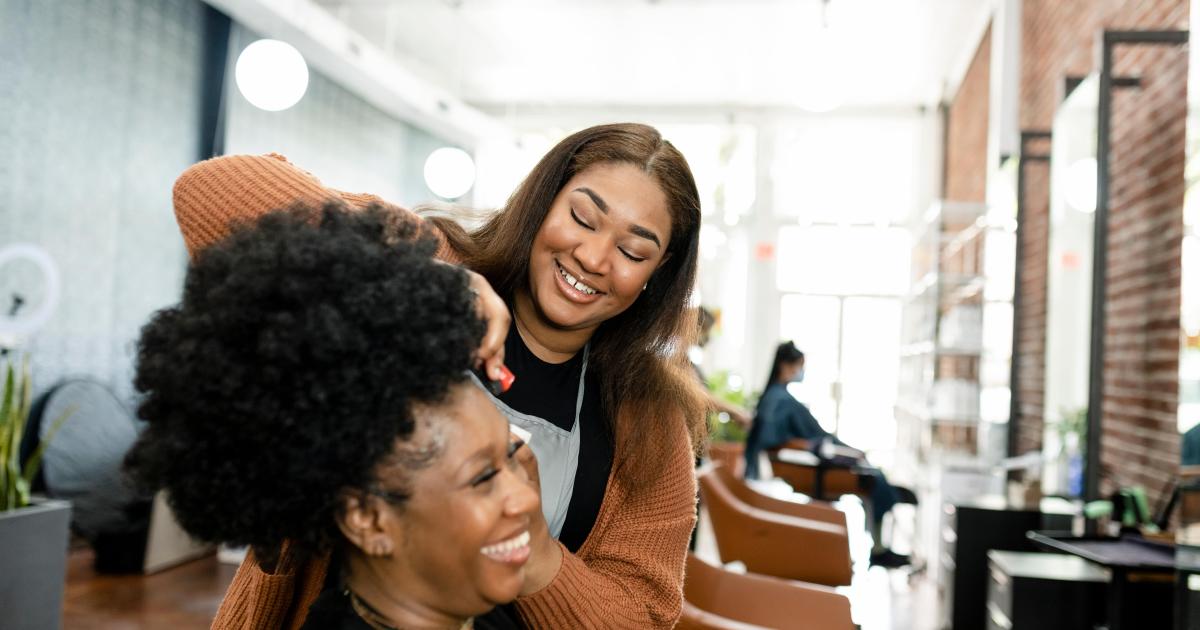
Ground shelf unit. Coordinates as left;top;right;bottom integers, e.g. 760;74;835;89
896;201;1015;460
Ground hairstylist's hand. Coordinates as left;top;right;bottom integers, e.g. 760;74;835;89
466;269;510;381
512;439;562;596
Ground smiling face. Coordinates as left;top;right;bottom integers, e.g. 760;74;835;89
349;382;540;620
526;162;674;335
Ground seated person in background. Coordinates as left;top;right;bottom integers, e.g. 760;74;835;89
1184;422;1200;466
744;341;914;569
124;203;540;629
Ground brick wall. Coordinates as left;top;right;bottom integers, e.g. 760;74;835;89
1016;0;1188;506
1015;160;1050;456
945;24;992;203
1103;41;1188;498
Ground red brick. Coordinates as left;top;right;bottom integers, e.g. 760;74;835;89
1005;0;1189;510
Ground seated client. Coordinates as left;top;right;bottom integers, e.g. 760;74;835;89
124;203;539;629
744;341;915;569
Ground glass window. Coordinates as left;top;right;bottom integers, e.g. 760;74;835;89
776;225;911;296
771;118;918;225
779;294;840;433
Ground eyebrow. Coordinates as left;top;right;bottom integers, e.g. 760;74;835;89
573;187;663;249
458;445;492;477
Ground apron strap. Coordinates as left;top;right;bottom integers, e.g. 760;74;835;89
574;344;589;422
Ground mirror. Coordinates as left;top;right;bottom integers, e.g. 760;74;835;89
1182;32;1200;464
1042;74;1099;496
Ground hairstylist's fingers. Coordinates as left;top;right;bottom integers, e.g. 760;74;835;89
520;519;562;596
467;270;510;380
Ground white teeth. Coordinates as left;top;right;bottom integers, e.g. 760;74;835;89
558;264;597;295
481;530;530;558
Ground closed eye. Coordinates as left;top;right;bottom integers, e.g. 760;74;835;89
570;208;594;231
619;248;646;263
472;466;499;486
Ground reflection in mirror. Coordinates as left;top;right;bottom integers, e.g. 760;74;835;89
1042;74;1099;496
1182;38;1200;464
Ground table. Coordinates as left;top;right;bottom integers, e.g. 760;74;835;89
1028;532;1176;630
986;550;1108;630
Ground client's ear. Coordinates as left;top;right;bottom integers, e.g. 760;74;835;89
336;492;399;557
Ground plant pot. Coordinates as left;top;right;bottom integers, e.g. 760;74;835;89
0;499;72;630
708;441;746;477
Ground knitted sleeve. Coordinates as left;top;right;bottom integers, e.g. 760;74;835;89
514;415;698;629
210;543;329;630
172;153;459;264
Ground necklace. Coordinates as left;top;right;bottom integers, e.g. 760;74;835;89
347;590;472;630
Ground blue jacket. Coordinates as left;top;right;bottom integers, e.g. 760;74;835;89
744;383;841;479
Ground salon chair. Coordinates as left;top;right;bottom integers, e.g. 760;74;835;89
679;553;855;630
710;463;845;529
767;439;874;502
707;441;746;478
697;464;852;586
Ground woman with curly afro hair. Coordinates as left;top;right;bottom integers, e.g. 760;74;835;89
173;123;710;629
125;203;540;629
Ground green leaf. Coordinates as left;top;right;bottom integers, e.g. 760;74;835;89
0;361;15;509
21;404;76;498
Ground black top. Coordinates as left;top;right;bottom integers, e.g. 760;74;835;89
301;578;521;630
497;322;614;553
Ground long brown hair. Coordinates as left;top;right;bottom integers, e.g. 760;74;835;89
429;123;709;483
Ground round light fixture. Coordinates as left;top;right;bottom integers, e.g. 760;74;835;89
0;243;61;349
235;39;309;112
1064;157;1098;213
424;147;476;200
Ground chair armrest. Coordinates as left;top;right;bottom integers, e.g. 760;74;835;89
735;487;847;528
718;506;852;586
707;568;855;630
678;602;765;630
684;554;856;630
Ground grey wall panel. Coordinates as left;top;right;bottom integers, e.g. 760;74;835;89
223;24;449;209
1;0;206;404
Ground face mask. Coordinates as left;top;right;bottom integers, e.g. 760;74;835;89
789;367;806;383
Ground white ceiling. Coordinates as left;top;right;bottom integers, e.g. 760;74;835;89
313;0;992;111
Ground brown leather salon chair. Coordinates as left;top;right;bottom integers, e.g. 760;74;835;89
697;464;853;586
707;441;746;478
710;462;846;529
678;553;855;630
767;439;872;501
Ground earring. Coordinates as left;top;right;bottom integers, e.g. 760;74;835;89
642;283;648;291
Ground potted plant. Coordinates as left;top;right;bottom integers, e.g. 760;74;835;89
705;370;756;475
1059;407;1087;498
0;356;74;630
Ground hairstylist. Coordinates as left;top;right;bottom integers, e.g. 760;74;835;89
172;123;708;629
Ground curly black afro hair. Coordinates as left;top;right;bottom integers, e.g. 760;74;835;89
124;201;485;552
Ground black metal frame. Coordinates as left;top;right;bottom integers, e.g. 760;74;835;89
1084;29;1189;503
1007;131;1051;458
199;6;232;160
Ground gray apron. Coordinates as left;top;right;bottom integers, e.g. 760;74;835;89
470;346;587;539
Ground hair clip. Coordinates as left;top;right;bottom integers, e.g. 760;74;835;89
476;363;515;396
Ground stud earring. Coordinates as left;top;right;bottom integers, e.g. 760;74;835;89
642;283;648;291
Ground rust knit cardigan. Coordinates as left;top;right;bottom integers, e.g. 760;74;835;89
171;154;699;629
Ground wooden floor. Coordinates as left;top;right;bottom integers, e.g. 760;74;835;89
63;548;236;629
